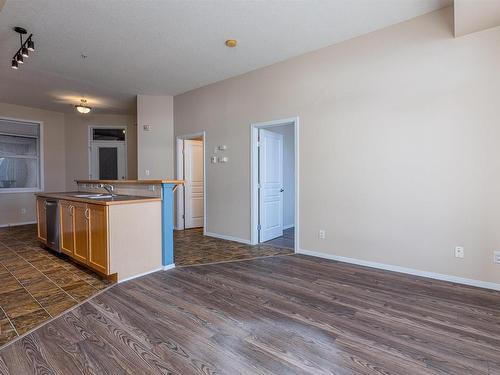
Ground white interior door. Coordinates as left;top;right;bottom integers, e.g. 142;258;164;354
184;140;204;228
259;129;283;242
175;138;185;230
90;142;126;180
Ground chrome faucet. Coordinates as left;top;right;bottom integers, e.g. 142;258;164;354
99;183;116;196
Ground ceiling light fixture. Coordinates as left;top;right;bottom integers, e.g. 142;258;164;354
11;27;35;70
75;99;91;114
225;39;237;48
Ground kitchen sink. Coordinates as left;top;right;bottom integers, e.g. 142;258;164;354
88;195;115;199
70;193;116;199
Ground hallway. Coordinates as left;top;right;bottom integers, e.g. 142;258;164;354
174;228;293;266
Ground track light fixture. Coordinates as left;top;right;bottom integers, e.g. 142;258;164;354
11;27;35;70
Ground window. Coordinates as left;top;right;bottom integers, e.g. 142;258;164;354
92;128;126;141
0;119;42;192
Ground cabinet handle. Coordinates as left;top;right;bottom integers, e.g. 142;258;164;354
69;205;74;216
43;201;47;210
84;208;90;220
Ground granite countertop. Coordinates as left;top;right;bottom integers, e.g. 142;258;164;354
35;192;161;206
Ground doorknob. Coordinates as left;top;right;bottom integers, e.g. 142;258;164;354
280;188;284;192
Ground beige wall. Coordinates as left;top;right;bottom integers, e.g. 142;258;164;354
174;7;500;285
64;113;137;190
137;95;174;179
454;0;500;37
0;103;65;226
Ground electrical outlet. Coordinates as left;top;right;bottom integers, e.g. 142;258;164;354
218;156;228;163
494;251;500;264
319;230;326;240
145;169;150;176
455;246;464;259
20;208;26;215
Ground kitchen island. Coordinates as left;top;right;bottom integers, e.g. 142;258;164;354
35;179;182;282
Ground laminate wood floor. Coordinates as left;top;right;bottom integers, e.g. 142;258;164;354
1;254;500;374
263;227;295;250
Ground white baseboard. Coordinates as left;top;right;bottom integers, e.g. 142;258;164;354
163;264;175;271
283;224;295;230
204;231;251;245
297;248;500;291
118;267;164;283
0;221;36;228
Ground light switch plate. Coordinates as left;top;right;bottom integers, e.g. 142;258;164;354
494;251;500;264
455;246;464;259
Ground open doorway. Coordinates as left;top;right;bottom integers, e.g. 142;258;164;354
175;132;206;231
251;117;299;252
88;126;127;180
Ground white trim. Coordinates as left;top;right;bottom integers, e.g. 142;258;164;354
0;220;37;228
162;264;176;271
175;137;184;230
87;125;128;180
175;131;207;233
0;117;44;193
250;117;299;254
297;248;500;292
118;267;164;283
204;231;252;245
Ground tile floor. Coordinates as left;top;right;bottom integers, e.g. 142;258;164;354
0;225;112;347
174;228;293;266
0;225;292;346
264;227;295;250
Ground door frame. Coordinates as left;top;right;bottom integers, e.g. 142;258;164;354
88;125;128;179
175;131;206;233
250;116;299;252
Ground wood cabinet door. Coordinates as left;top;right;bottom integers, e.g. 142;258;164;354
36;197;47;242
59;200;75;256
73;202;89;264
87;204;108;275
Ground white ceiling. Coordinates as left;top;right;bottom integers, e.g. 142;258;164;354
0;0;451;115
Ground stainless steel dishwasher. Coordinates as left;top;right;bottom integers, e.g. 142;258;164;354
45;199;61;252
